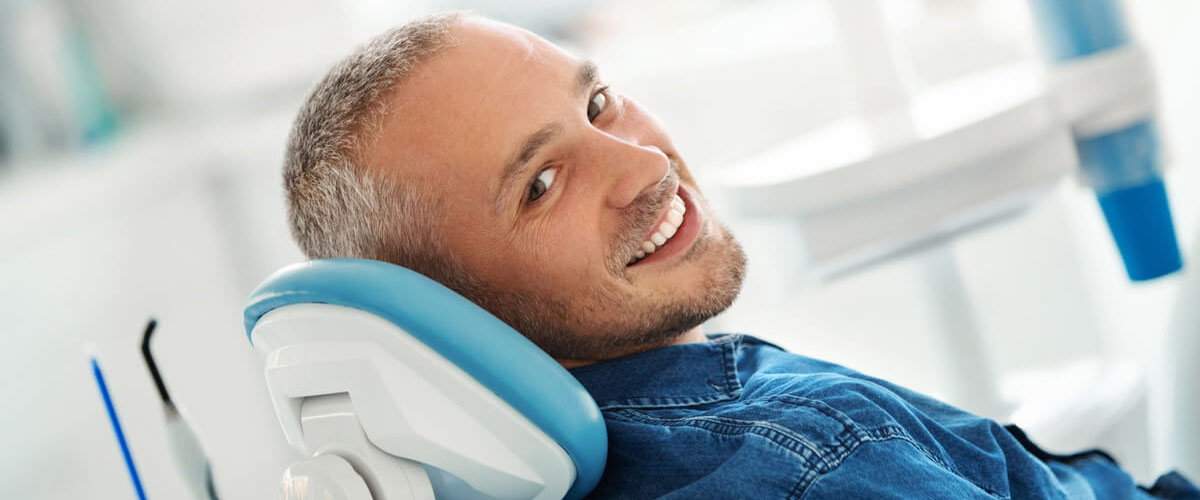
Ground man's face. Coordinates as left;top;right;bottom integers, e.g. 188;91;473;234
366;18;745;361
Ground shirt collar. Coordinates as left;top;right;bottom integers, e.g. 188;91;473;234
568;334;745;410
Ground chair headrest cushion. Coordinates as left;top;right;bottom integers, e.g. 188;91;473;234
244;259;606;500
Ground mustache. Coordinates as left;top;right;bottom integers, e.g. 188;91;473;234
609;159;680;272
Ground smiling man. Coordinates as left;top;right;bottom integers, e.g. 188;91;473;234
286;12;744;365
281;12;1197;500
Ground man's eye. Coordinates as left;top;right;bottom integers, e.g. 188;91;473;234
527;167;557;203
587;88;608;122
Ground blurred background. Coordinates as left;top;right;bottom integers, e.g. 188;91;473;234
2;0;1197;498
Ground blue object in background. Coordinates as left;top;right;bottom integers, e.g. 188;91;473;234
1078;122;1183;281
1096;180;1182;281
66;30;120;146
91;356;149;500
1029;0;1183;281
1028;0;1129;63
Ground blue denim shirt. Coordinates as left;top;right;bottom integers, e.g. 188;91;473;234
569;334;1198;499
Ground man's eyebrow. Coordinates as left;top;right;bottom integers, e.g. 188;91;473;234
493;60;601;212
495;123;562;208
576;59;599;98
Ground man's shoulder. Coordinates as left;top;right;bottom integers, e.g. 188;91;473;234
597;333;946;448
588;334;1025;499
601;337;940;468
674;364;926;445
593;359;958;499
736;336;938;430
603;372;917;462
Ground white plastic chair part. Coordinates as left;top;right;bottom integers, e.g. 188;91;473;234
281;453;373;500
1048;44;1157;138
297;394;434;500
715;62;1078;276
252;303;575;500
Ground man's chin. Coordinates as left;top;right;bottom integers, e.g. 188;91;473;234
471;223;747;362
580;224;747;361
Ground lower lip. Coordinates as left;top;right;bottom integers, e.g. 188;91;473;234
631;185;704;267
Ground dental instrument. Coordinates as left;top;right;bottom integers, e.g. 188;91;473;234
141;319;220;500
89;347;149;500
88;320;222;500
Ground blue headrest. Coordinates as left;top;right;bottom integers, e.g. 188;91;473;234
244;259;607;500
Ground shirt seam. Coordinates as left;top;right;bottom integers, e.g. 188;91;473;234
592;335;745;410
786;431;1012;500
596;393;737;411
763;393;1007;497
609;393;1009;499
719;334;744;394
607;408;834;472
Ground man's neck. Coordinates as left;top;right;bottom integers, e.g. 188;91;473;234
557;326;708;370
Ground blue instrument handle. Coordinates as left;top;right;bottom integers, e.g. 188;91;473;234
91;355;149;500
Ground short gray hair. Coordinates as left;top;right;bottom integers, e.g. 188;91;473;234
283;12;466;282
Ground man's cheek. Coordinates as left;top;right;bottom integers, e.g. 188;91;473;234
533;239;595;284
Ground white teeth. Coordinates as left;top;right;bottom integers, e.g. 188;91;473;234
661;222;678;239
666;210;683;229
630;193;689;265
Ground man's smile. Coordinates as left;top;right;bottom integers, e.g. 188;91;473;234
627;185;704;268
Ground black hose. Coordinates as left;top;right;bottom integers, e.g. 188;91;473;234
139;318;174;409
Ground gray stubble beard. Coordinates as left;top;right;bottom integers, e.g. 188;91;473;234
470;220;748;361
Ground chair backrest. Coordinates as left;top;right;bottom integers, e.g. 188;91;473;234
244;259;607;500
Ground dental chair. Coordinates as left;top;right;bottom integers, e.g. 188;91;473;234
243;259;608;499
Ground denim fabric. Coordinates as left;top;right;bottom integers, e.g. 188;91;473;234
568;334;1197;499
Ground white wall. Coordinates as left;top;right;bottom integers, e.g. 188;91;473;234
0;110;304;499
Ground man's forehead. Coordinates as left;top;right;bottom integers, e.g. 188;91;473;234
457;17;542;56
370;18;578;183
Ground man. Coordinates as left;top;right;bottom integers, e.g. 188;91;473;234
281;12;1198;499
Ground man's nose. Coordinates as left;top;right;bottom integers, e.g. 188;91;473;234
598;139;671;209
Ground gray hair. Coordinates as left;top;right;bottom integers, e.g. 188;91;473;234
282;12;468;283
